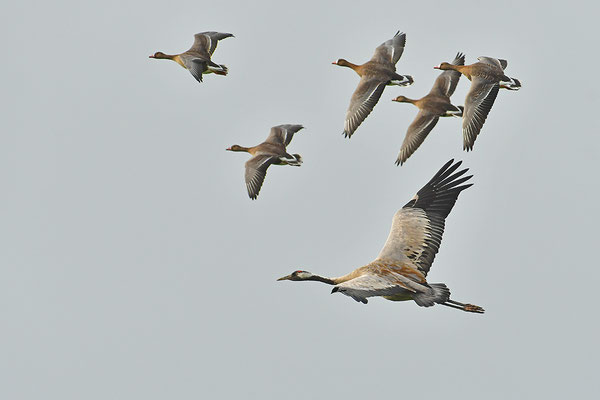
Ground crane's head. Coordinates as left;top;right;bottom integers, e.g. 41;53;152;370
277;270;313;281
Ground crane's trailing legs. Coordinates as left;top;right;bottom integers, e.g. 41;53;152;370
440;299;485;313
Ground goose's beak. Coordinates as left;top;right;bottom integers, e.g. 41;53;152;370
277;274;292;281
331;61;337;65
433;65;440;69
226;147;232;151
149;55;155;58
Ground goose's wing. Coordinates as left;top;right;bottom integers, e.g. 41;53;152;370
376;159;473;277
370;31;406;66
430;52;465;97
396;110;440;166
265;124;304;147
477;56;506;70
333;273;417;304
462;77;500;151
343;77;387;138
244;155;277;200
189;32;234;56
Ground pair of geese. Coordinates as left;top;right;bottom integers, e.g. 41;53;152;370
149;30;521;313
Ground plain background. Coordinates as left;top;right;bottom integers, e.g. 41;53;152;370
2;0;599;398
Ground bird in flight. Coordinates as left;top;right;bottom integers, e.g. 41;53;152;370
333;31;414;138
278;159;484;313
227;124;304;200
393;52;465;166
150;31;234;83
435;56;520;151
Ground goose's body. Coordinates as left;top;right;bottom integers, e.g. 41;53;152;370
227;125;304;200
393;53;465;165
435;56;520;150
150;31;234;83
278;160;484;313
333;31;414;138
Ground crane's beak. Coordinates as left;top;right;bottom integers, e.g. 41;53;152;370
277;274;292;281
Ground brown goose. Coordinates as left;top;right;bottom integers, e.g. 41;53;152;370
333;31;414;138
150;31;234;83
393;52;465;166
226;125;304;200
435;56;521;151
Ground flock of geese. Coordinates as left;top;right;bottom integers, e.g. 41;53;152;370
150;30;521;314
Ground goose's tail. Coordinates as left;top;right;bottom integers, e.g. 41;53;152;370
500;76;521;90
208;63;228;76
389;74;414;87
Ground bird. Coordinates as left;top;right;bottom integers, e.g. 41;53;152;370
333;31;414;138
392;52;466;166
226;125;304;200
278;159;484;313
149;31;234;83
435;56;521;151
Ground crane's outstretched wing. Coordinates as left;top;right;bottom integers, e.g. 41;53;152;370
265;124;304;147
244;155;277;200
189;32;234;57
376;159;473;277
463;78;499;151
332;273;418;304
343;77;387;138
430;52;465;97
370;31;406;66
396;110;440;166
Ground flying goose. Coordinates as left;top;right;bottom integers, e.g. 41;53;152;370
333;31;414;138
393;52;465;165
150;31;234;83
435;56;520;150
227;124;304;200
278;159;484;313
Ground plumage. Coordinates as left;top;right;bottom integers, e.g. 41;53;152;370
333;31;413;138
435;55;520;150
278;160;484;313
227;125;304;200
393;53;464;165
150;31;233;83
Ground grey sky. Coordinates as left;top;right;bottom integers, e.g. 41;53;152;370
2;0;599;398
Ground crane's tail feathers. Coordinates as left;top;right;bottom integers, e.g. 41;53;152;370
413;283;450;307
441;299;485;313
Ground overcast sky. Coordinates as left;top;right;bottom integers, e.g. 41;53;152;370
2;0;599;399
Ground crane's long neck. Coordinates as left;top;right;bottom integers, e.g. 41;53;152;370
306;275;336;285
306;272;358;285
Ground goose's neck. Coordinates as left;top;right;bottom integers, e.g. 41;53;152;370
155;53;176;60
230;146;252;153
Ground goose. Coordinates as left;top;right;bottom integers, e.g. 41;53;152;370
435;56;520;151
227;125;304;200
278;159;484;313
393;52;465;166
150;31;233;83
333;31;414;138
